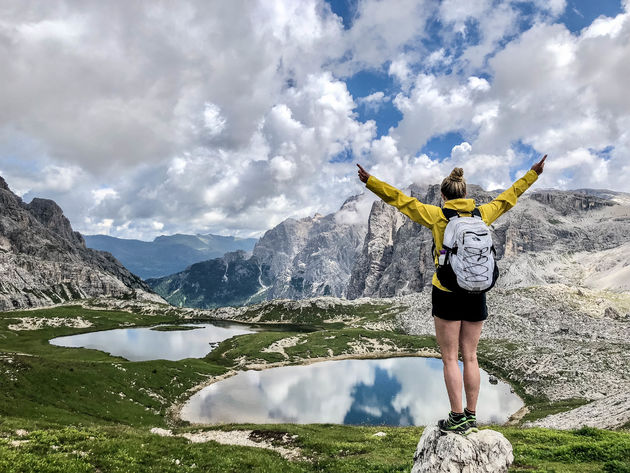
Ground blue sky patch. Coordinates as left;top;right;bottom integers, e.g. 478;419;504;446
329;147;353;163
326;0;357;29
559;0;623;33
590;145;614;161
422;131;466;160
346;68;403;136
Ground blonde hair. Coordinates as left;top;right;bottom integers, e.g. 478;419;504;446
441;167;466;200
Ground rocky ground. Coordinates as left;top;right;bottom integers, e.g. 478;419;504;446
396;285;630;430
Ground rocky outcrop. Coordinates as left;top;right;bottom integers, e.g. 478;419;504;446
0;176;162;310
412;426;513;473
346;199;404;298
26;198;85;247
529;190;615;215
253;195;367;299
524;391;630;430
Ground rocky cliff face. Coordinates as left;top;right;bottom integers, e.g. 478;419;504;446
347;185;630;298
0;176;162;310
148;195;367;308
253;195;367;299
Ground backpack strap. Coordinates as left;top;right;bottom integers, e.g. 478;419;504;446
442;207;482;220
442;208;459;220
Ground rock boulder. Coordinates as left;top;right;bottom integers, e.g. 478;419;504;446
411;425;513;473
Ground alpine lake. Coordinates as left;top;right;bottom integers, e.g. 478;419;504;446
50;319;523;426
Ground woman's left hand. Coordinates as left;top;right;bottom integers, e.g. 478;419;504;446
531;155;547;175
357;163;370;183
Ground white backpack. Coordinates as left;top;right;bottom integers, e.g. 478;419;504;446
436;208;499;294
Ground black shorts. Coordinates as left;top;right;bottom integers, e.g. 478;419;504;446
431;285;488;322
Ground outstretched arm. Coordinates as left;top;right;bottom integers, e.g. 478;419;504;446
357;163;442;228
478;155;547;225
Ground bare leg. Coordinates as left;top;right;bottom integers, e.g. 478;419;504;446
434;317;463;413
459;320;484;412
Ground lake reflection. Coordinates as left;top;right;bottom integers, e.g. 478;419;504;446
49;323;257;361
181;357;523;426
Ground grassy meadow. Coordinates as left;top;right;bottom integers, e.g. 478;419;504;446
0;303;629;472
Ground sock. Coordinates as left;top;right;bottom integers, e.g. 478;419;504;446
464;407;476;417
449;411;466;422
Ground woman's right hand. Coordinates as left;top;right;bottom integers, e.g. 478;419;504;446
531;155;547;175
357;163;370;183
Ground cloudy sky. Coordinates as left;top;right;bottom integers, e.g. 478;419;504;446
1;0;629;240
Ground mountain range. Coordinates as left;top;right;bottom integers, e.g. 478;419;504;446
84;233;257;279
2;170;629;312
147;182;630;308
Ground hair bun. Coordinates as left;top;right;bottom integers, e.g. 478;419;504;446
450;167;464;182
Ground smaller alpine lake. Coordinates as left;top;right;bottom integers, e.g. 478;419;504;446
49;322;261;361
181;356;524;427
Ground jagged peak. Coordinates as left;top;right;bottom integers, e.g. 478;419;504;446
25;197;86;247
26;197;65;219
0;175;10;191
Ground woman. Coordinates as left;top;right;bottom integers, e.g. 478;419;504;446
357;155;546;434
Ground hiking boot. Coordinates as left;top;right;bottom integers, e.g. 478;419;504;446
437;412;471;435
464;408;479;432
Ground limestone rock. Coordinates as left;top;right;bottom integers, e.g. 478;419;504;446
253;194;367;300
25;198;85;247
411;425;513;473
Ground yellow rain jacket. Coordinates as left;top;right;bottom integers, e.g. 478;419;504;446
365;170;539;292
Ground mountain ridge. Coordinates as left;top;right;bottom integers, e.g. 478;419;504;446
148;183;630;308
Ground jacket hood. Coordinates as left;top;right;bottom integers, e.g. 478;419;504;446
443;198;476;212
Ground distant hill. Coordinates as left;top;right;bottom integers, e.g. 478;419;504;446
84;233;257;279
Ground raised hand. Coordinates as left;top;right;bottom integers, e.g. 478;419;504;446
357;163;371;183
531;155;547;175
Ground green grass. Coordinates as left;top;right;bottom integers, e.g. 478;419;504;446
0;422;629;473
505;426;630;472
0;306;225;428
520;398;591;425
2;304;629;472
